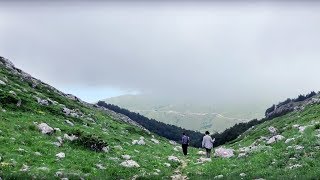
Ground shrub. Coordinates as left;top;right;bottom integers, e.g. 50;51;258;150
315;124;320;130
73;133;107;152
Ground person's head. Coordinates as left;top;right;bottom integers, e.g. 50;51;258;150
205;131;210;135
182;132;186;135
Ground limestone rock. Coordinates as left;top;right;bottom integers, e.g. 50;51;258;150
38;123;54;135
56;152;65;159
120;160;140;168
168;156;180;163
151;138;160;144
267;135;285;144
122;155;131;160
214;175;224;179
214;147;234;158
64;134;78;141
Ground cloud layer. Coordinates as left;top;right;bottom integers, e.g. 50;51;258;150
1;2;320;104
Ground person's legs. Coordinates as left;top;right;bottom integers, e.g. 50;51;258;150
206;148;211;158
182;144;188;155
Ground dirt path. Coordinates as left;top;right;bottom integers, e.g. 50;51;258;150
171;159;189;180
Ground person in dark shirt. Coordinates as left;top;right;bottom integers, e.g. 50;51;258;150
181;132;190;156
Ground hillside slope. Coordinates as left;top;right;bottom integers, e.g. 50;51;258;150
182;97;320;179
0;57;187;179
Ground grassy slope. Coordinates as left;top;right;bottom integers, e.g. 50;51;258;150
183;103;320;179
0;64;183;179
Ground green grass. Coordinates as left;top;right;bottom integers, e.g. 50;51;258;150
0;65;184;179
183;104;320;179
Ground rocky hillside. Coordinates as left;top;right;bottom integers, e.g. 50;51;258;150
0;57;188;179
1;56;320;179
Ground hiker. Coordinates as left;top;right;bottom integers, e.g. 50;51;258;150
202;131;215;158
181;132;190;156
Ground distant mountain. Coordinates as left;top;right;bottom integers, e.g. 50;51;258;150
103;94;268;133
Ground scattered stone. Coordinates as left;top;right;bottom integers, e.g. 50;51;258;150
102;146;109;153
173;147;180;152
114;145;123;150
52;142;62;147
0;80;6;85
20;164;29;172
292;124;300;128
65;120;74;127
9;90;16;96
56;152;65;159
34;152;42;156
54;128;61;132
38;123;54;135
168;156;180;162
214;175;224;179
238;153;247;158
55;171;63;177
122;155;131;160
120;160;140;168
18;148;26;152
285;138;295;144
289;164;303;169
169;140;177;145
96;164;106;170
295;145;304;150
138;139;146;145
197;151;206;155
151;138;160;144
197;157;212;164
64;134;78;141
268;126;277;134
240;173;246;177
155;169;161;173
132;140;139;145
38;167;50;171
35;97;49;106
62;108;71;115
57;136;63;144
171;174;188;180
214;147;234;158
267;135;285;144
164;163;171;167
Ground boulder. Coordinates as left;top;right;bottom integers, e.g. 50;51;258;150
214;147;234;158
38;123;54;134
120;160;140;168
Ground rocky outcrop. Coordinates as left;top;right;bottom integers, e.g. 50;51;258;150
265;94;320;119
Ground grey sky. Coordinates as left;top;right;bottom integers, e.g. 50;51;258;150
1;1;320;104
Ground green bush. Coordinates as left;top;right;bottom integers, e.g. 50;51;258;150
315;124;320;130
73;133;107;152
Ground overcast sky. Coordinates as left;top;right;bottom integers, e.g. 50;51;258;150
1;1;320;105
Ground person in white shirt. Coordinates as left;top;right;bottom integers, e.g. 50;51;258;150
202;131;215;158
